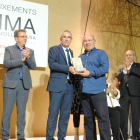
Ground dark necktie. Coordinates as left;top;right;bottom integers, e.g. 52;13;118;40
66;49;72;66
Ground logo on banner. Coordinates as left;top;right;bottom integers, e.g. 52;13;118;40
0;14;36;37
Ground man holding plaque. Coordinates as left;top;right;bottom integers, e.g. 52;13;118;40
76;34;111;140
46;30;75;140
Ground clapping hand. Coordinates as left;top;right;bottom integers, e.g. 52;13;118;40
22;47;30;61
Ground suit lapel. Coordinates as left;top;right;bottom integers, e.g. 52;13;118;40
58;44;73;65
131;62;136;67
58;44;67;64
13;45;21;59
69;49;73;57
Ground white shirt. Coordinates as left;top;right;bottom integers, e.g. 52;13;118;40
61;45;72;65
61;45;72;79
123;62;133;74
106;83;120;107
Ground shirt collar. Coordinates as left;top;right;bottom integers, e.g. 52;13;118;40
16;44;25;50
127;61;134;70
61;44;70;51
84;47;96;54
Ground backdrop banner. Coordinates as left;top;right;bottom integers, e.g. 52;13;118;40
0;0;48;67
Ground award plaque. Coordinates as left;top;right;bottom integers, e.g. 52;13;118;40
71;58;84;72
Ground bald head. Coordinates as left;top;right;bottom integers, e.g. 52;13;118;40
82;34;96;53
125;50;135;63
83;34;95;41
126;50;135;56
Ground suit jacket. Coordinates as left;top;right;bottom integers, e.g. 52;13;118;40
116;62;140;97
47;44;74;92
2;45;36;89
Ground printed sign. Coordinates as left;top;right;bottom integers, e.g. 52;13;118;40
0;0;48;67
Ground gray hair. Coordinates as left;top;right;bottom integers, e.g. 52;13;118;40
61;30;72;38
14;29;26;37
132;51;135;56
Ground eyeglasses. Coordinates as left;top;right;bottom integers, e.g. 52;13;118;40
62;36;71;40
83;39;94;43
18;36;27;39
126;54;133;57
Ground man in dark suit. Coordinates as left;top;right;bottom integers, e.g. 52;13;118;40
116;50;140;140
46;30;75;140
1;29;36;140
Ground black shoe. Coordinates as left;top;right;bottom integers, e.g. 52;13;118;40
18;138;25;140
133;136;140;140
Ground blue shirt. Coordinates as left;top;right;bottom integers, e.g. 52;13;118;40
79;47;109;94
17;44;25;79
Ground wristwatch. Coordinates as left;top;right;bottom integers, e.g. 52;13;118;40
89;73;92;78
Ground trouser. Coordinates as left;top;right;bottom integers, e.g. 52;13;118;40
1;79;29;139
81;92;111;140
46;83;73;140
108;106;127;140
119;89;140;138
